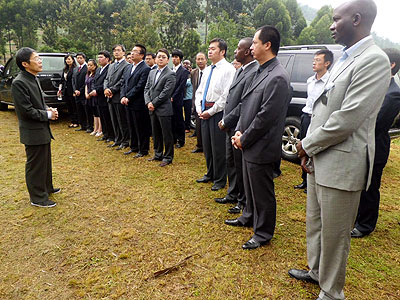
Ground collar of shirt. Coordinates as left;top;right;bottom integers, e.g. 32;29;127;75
173;64;181;72
242;60;257;70
212;58;228;69
78;62;87;68
157;65;167;73
343;35;372;59
309;70;330;84
115;58;125;64
257;57;277;73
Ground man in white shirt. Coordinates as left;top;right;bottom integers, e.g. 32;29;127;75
195;38;236;191
294;49;333;193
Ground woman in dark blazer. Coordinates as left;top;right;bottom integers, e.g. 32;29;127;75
59;54;79;127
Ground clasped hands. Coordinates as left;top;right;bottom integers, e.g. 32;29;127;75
296;141;312;174
231;131;242;150
47;107;58;120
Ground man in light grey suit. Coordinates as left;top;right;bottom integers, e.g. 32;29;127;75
144;48;176;167
104;44;129;150
288;1;391;299
217;37;258;213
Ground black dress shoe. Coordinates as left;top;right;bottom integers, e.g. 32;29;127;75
225;219;246;227
49;188;61;194
133;153;146;158
242;238;267;250
106;138;114;143
191;148;203;153
160;161;171;167
288;269;318;284
303;188;307;194
228;204;242;214
116;144;128;150
215;197;236;204
86;129;92;133
175;143;184;149
189;133;196;137
97;137;107;141
211;184;224;191
108;143;120;148
294;181;307;189
124;150;134;155
351;227;367;238
148;157;162;161
75;128;85;131
196;176;211;183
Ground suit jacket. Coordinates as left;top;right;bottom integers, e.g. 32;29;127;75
93;64;110;107
302;39;391;191
103;59;129;103
171;65;190;106
144;67;176;117
191;68;205;103
237;58;291;164
120;61;151;110
11;71;53;145
72;64;88;101
223;61;259;130
374;78;400;164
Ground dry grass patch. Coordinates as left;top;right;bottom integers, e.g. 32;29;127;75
0;108;399;300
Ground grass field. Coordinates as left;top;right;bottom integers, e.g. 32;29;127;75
0;108;399;300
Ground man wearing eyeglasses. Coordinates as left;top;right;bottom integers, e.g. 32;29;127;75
11;47;60;208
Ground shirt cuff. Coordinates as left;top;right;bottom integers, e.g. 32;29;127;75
47;111;52;119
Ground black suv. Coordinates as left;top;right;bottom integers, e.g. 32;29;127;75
277;44;343;162
0;53;69;110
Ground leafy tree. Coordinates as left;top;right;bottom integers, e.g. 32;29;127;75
209;0;244;21
253;0;292;44
284;0;306;38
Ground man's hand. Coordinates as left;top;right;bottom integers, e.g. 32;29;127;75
104;88;113;98
147;102;155;111
218;120;227;131
300;156;312;174
48;107;58;120
296;141;307;158
171;98;174;102
231;131;243;150
199;111;211;120
89;90;97;97
121;97;129;105
74;90;80;97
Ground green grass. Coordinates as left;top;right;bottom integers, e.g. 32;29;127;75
0;108;399;300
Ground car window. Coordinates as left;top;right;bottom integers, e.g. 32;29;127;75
40;56;64;72
291;54;314;83
277;54;291;68
3;58;18;76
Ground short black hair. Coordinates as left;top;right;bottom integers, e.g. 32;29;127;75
256;25;280;56
146;53;156;59
112;44;126;52
134;44;147;58
384;48;400;76
98;50;111;60
15;47;36;71
76;52;86;60
157;48;170;58
209;38;228;58
315;49;334;70
171;49;184;60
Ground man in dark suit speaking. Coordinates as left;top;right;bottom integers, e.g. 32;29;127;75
227;26;291;249
11;47;60;208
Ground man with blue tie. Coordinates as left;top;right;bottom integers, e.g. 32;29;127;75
121;44;151;157
195;38;236;191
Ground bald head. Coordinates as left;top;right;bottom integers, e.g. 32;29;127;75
331;0;377;47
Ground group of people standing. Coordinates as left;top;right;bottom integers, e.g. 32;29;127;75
10;0;400;299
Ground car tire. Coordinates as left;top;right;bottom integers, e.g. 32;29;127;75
282;116;301;162
0;102;8;111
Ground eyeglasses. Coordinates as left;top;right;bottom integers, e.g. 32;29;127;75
31;56;42;62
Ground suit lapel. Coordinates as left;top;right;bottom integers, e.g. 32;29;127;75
154;67;168;87
241;61;278;99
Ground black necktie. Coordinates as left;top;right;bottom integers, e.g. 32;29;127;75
198;71;203;86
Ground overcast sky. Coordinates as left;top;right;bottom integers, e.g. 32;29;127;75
298;0;400;44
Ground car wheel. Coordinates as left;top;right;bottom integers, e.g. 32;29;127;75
282;116;301;162
0;102;8;111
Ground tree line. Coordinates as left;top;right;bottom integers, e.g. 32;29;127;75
0;0;379;63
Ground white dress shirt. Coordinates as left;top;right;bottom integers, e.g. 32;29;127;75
173;64;181;73
155;65;167;83
195;58;236;116
130;60;143;74
302;71;330;114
